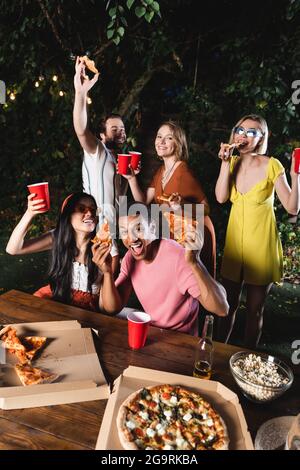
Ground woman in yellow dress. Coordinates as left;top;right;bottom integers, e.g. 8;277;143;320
215;114;299;347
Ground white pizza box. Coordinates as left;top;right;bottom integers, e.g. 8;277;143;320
0;320;109;409
96;365;254;450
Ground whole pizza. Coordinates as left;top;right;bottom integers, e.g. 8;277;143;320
117;384;229;450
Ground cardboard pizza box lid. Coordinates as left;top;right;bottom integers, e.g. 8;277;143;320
96;365;254;450
0;320;109;409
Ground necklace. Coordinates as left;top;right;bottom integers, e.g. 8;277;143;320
161;161;176;187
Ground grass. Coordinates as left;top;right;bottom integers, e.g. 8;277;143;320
228;283;300;359
0;233;299;360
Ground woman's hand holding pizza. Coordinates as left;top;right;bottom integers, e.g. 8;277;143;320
169;192;182;210
218;142;234;162
92;242;112;273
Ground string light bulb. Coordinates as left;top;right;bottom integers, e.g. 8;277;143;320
9;92;16;101
87;97;92;104
59;90;64;97
52;75;58;82
35;81;40;88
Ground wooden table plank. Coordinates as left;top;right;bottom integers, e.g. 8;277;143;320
0;403;104;449
0;290;299;449
0;290;104;327
0;416;89;450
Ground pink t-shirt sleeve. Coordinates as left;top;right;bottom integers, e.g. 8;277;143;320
115;255;128;288
175;253;201;299
115;252;132;288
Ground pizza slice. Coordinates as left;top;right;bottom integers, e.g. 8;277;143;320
22;336;47;361
7;348;29;365
15;364;59;386
91;219;112;245
157;193;172;204
1;326;48;364
163;212;198;246
1;327;29;364
227;142;245;150
79;55;99;74
221;142;247;161
0;326;26;351
224;142;247;156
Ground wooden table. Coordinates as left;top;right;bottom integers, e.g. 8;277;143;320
0;290;299;450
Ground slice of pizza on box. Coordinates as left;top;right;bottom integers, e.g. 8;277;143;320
0;326;25;351
22;336;47;361
1;326;47;364
15;364;59;387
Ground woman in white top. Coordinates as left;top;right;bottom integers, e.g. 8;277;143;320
6;192;107;311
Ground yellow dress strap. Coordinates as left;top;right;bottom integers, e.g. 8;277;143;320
268;157;285;183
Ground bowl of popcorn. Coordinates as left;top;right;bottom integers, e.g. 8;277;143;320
229;352;294;403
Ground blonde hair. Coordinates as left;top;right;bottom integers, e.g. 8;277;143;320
157;121;189;161
229;114;269;155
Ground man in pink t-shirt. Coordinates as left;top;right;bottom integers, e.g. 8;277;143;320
92;211;228;335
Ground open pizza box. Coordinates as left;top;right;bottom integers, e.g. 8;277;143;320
0;320;109;409
96;365;254;450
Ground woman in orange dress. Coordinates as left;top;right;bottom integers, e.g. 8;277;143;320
123;121;216;276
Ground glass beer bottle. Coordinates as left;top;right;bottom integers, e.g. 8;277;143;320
193;314;214;380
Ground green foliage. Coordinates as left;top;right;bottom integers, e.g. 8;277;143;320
279;217;300;282
0;0;299;284
127;0;135;9
105;0;161;45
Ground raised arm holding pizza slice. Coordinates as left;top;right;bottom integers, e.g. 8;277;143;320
73;55;128;277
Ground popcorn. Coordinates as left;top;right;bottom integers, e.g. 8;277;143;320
231;353;291;402
233;354;289;387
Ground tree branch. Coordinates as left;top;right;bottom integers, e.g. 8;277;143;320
117;64;172;118
93;41;113;58
36;0;70;52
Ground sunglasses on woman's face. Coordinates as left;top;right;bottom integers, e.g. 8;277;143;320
75;203;97;217
234;126;263;138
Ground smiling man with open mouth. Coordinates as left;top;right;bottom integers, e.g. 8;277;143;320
92;205;229;335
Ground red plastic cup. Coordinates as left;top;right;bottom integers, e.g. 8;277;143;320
129;151;142;171
27;182;50;212
127;311;151;350
117;154;131;175
293;148;300;174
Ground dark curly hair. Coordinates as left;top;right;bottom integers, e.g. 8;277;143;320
99;113;124;136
